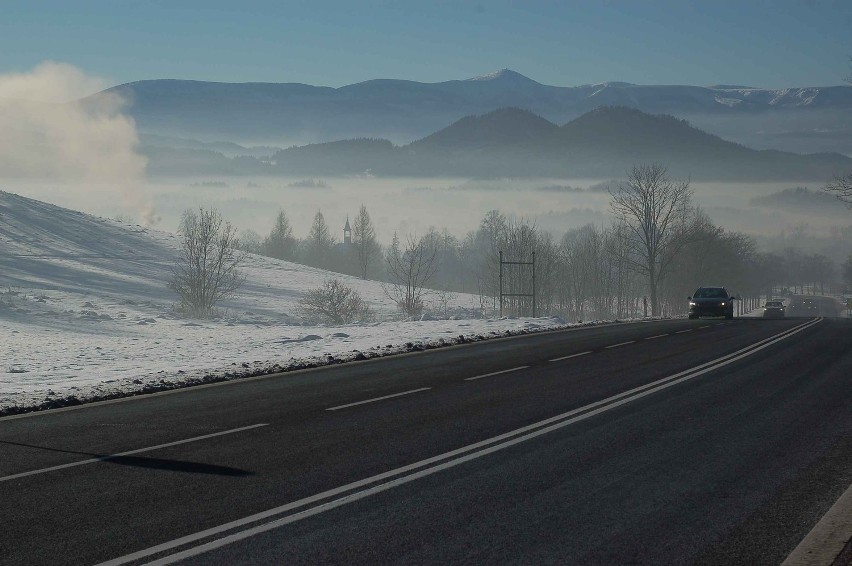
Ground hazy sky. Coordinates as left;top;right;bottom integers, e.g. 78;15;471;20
2;0;851;91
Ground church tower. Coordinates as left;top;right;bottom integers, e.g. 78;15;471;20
343;216;352;245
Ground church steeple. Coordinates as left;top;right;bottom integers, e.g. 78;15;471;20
343;216;352;245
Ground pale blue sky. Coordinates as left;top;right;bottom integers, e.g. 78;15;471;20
2;0;850;90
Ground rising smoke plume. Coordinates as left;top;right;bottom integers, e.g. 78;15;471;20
0;61;155;224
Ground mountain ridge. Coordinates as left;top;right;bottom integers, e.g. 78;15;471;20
84;70;852;154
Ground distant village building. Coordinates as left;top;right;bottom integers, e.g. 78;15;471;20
343;216;352;245
330;215;355;274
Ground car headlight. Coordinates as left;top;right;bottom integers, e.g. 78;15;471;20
689;302;696;306
720;302;726;306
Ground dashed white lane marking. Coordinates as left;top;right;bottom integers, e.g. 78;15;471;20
464;366;530;381
326;388;432;411
605;341;635;349
0;424;269;483
549;351;592;362
676;329;693;334
645;334;668;340
699;326;710;329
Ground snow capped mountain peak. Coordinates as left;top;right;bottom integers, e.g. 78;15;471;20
709;84;756;90
588;81;636;89
467;69;538;84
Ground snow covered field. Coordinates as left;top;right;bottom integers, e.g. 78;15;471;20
1;191;584;415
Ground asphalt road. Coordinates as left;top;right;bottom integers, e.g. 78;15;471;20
1;316;850;565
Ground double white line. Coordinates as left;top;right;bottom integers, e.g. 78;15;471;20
100;317;822;566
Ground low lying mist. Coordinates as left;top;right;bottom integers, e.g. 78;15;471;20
5;172;850;256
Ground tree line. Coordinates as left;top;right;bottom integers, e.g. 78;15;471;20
171;163;852;319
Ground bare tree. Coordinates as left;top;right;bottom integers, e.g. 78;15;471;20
561;227;592;320
352;204;379;279
825;174;852;208
804;253;835;295
607;222;636;318
609;163;694;316
843;255;852;290
235;229;263;254
299;279;372;324
384;232;438;317
430;287;456;319
534;231;559;315
473;210;508;311
169;207;246;317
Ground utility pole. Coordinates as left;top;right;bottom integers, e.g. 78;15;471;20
532;251;536;318
499;250;503;317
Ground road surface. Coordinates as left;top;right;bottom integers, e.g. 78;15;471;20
1;317;850;565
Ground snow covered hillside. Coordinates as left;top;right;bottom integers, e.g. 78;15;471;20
0;191;573;414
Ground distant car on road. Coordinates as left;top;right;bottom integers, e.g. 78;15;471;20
688;286;735;319
788;297;819;317
787;296;839;317
762;300;785;318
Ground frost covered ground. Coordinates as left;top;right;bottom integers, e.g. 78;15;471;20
1;191;593;415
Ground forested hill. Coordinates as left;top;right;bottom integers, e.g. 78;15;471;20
249;106;852;180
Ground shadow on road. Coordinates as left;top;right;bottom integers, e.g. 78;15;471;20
0;439;254;477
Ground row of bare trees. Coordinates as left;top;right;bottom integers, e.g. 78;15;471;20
170;162;850;320
457;164;848;320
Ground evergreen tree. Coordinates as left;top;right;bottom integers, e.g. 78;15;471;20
263;209;296;260
352;204;379;279
306;210;336;268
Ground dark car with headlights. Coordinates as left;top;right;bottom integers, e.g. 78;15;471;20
688;286;734;319
763;300;785;318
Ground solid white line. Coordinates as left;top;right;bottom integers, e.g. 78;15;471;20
98;318;822;566
549;351;592;362
644;334;668;340
605;341;635;349
464;366;529;381
0;424;269;483
782;480;852;565
326;388;431;411
675;329;693;334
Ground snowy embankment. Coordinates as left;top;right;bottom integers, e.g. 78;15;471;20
1;191;590;415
